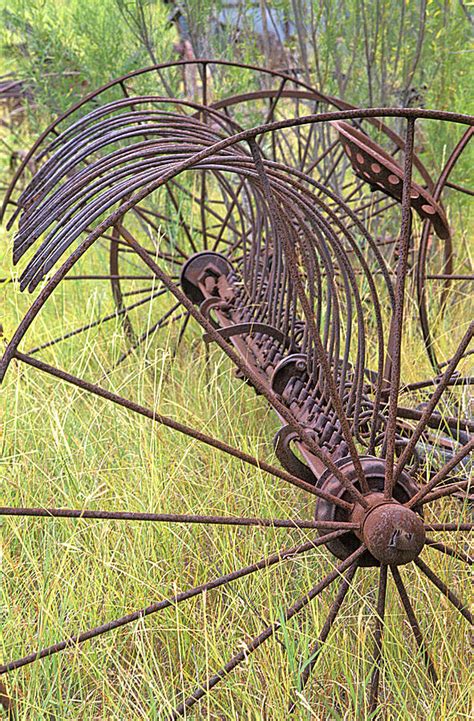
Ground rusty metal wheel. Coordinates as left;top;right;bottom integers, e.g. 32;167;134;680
5;59;465;369
1;105;472;718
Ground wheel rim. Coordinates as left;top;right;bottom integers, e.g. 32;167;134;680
1;106;472;717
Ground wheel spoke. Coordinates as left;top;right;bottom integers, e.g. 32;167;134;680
414;557;472;624
265;79;288;124
367;564;388;715
418;480;471;506
0;506;357;531
390;566;438;683
425;523;473;532
169;546;366;719
289;563;358;713
425;537;473;565
407;438;474;508
0;533;349;675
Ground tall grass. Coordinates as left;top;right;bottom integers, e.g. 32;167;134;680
0;211;472;719
1;2;473;718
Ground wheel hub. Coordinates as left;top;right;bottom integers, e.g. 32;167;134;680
314;456;424;566
352;494;425;565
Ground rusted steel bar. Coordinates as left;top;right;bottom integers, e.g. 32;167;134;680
408;439;474;508
0;506;357;531
289;563;358;712
425;538;472;565
414;558;473;624
0;532;351;675
13;352;353;511
169;545;366;719
391;566;438;683
368;564;388;715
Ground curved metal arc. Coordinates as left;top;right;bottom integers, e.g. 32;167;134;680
0;58;339;222
9;109;474;297
4;102;472;232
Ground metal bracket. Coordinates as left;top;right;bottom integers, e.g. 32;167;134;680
273;424;316;486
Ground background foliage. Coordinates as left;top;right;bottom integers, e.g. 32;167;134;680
1;1;472;121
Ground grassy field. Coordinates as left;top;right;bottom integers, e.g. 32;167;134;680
1;168;473;721
1;0;473;715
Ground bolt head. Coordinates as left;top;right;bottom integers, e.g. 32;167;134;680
362;502;425;565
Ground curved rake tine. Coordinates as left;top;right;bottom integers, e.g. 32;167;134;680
247;138;369;503
395;321;474;480
13;352;352;510
0;533;349;676
383;118;415;499
390;566;438;684
122;230;367;504
413;557;472;624
367;564;388;716
425;538;473;565
407;438;474;508
0;506;358;531
289;563;358;713
169;546;366;720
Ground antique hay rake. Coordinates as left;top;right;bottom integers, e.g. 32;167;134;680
0;61;472;718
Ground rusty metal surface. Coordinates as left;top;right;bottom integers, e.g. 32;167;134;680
2;60;470;370
0;61;473;717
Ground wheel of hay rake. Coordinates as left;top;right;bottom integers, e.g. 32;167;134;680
0;107;472;718
3;59;458;368
332;120;473;372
